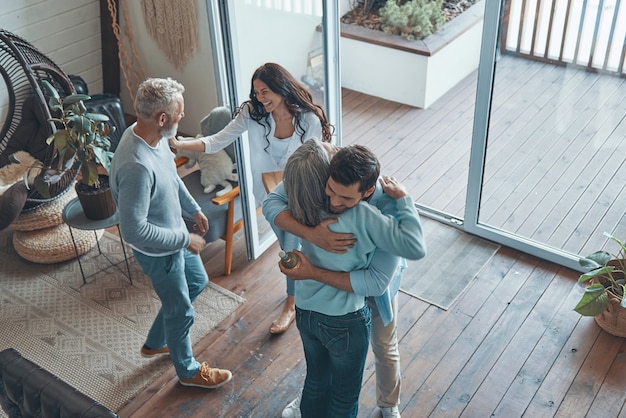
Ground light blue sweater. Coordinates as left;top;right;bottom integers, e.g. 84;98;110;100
350;184;425;324
110;123;201;256
263;182;425;317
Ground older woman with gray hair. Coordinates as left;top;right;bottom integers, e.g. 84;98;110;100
264;138;424;417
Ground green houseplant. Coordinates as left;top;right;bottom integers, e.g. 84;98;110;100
21;80;116;220
574;233;626;337
379;0;446;41
339;0;483;108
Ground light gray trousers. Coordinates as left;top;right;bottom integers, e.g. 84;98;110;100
367;294;401;408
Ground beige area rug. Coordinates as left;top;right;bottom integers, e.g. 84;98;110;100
0;229;244;414
401;217;500;310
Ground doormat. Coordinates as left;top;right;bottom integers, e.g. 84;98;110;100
400;217;500;310
0;229;244;413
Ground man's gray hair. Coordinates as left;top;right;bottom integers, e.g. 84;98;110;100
135;77;185;120
283;138;330;227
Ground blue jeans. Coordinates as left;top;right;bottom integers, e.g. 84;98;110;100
133;249;208;379
296;305;372;418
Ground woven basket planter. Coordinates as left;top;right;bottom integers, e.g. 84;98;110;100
11;185;77;231
13;224;103;264
594;289;626;338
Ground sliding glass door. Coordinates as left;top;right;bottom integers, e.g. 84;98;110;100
206;0;341;260
466;0;626;270
205;0;626;270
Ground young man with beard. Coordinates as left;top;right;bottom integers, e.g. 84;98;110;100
110;77;232;389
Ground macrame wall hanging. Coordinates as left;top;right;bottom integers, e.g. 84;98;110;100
106;0;147;103
141;0;199;70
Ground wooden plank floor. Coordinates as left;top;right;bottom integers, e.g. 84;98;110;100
118;230;626;417
118;55;626;417
340;53;626;257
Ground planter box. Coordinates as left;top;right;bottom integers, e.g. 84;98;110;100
340;1;484;108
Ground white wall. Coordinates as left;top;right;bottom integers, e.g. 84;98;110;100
116;1;219;135
0;0;103;90
0;0;103;129
0;0;221;137
229;1;324;106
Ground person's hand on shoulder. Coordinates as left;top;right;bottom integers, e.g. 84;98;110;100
309;218;356;253
169;136;182;149
380;175;408;199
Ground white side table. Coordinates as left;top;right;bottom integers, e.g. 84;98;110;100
62;197;132;285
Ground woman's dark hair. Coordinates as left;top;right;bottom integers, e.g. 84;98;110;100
235;63;333;151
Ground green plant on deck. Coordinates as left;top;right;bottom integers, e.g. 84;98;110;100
17;80;114;198
379;0;445;41
574;233;626;316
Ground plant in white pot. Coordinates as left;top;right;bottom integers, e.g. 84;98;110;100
378;0;446;41
574;233;626;337
339;0;484;108
31;80;115;220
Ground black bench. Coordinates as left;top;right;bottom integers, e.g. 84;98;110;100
0;348;117;418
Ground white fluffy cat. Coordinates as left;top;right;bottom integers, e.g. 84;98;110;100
176;138;238;196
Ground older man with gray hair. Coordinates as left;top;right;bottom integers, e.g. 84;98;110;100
110;77;232;390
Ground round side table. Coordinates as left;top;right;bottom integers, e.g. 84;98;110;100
62;197;132;284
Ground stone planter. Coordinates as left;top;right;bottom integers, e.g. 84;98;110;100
340;1;484;108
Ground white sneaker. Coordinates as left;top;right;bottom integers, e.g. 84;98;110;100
381;406;401;418
282;392;302;418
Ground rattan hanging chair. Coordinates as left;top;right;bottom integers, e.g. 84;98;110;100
0;29;79;211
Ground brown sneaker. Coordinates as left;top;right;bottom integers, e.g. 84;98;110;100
140;344;169;358
179;362;232;389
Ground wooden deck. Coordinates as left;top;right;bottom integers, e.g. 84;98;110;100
341;53;626;258
119;54;626;418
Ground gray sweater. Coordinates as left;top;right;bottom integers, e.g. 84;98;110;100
110;123;201;256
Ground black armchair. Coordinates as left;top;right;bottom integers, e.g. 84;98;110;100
175;107;243;275
69;75;126;152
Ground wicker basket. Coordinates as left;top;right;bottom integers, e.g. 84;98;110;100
594;289;626;338
12;224;102;264
11;185;76;231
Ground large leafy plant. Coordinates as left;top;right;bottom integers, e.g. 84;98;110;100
574;233;626;316
43;80;114;187
16;80;115;198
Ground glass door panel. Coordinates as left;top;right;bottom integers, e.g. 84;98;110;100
207;0;338;260
337;1;484;224
467;0;626;270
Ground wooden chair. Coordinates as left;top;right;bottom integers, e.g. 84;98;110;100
262;171;283;194
174;107;241;275
174;108;284;275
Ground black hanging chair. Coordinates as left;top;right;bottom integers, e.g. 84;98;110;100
0;28;79;211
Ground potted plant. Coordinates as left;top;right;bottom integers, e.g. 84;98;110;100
378;0;446;41
574;232;626;337
339;0;483;108
30;80;116;220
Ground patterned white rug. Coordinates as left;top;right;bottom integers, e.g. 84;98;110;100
0;228;244;414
